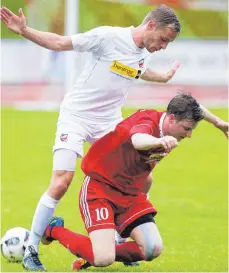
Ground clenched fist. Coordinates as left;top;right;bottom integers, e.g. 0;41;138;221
158;136;178;153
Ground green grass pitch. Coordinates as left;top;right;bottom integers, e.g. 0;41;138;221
1;107;228;272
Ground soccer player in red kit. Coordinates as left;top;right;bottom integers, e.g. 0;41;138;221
40;92;211;270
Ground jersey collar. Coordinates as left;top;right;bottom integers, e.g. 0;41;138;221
159;112;166;137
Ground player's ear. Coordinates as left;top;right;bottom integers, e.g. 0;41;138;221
168;114;176;124
147;20;156;30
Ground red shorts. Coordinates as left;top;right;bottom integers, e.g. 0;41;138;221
79;176;157;236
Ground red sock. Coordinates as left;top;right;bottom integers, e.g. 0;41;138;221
115;241;146;262
52;226;94;265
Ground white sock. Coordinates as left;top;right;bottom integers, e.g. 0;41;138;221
115;231;128;244
26;192;59;254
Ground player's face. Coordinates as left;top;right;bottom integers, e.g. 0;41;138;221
143;21;178;53
168;115;197;141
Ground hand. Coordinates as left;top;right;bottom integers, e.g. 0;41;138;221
215;119;229;139
0;7;26;35
161;61;180;83
159;136;178;153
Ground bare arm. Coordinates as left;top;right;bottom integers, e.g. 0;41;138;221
21;27;72;51
201;105;222;124
201;105;229;139
131;133;178;153
0;7;72;51
140;61;180;83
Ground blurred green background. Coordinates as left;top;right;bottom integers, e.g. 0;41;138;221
1;0;228;39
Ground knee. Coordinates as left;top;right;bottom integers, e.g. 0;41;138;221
54;171;73;190
143;240;163;261
49;171;74;198
93;253;115;267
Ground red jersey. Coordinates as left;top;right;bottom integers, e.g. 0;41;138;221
82;110;168;195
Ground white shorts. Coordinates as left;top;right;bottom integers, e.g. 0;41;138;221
53;109;122;157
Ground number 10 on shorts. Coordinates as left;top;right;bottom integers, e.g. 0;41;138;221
95;208;109;221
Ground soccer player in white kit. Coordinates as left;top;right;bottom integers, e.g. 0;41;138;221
1;4;228;271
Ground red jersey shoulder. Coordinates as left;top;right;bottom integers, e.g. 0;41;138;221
118;109;163;127
116;109;163;138
139;109;163;124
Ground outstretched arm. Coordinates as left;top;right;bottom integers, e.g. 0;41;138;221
201;105;229;139
0;7;72;51
140;61;180;83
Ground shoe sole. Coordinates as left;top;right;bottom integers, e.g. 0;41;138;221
22;262;47;271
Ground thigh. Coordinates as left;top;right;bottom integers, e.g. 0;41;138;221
53;111;89;157
130;222;163;247
53;149;78;171
79;176;116;234
130;222;163;260
89;229;115;266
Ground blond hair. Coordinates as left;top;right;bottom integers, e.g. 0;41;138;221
142;4;181;32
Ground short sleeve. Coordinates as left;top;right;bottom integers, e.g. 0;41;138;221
130;123;153;137
71;27;107;54
129;111;155;137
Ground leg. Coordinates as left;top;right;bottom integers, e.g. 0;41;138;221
22;149;78;271
115;219;163;264
89;229;115;266
27;149;77;248
115;195;159;264
114;232;139;267
43;213;159;269
79;177;117;266
43;218;115;267
114;173;153;266
130;221;163;260
43;217;146;269
73;177;118;268
115;174;153;244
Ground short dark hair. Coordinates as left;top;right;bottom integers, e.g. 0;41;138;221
167;92;204;122
142;4;181;33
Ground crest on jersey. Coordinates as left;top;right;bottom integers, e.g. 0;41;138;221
60;134;68;142
146;152;168;165
139;59;144;68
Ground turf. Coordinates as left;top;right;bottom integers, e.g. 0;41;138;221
1;107;228;272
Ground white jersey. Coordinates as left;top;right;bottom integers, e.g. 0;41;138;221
61;26;151;122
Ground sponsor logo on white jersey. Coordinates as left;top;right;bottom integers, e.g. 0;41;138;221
110;61;141;79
